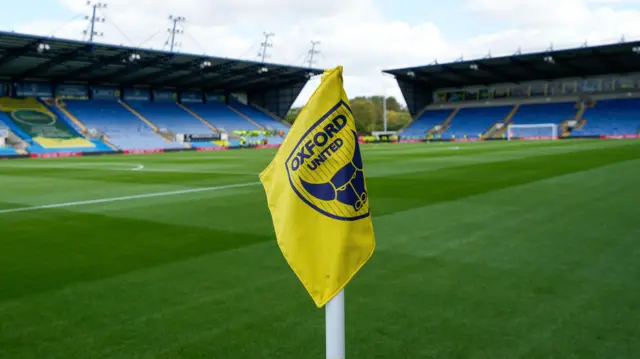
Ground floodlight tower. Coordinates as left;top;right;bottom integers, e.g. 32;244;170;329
167;15;186;52
84;1;107;42
307;40;321;68
259;32;275;63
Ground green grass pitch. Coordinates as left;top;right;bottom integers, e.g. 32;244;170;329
1;139;639;359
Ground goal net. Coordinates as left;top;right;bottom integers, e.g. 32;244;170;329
507;124;558;141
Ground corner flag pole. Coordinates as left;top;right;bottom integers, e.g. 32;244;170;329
326;289;345;359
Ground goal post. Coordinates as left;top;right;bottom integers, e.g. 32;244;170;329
507;123;559;141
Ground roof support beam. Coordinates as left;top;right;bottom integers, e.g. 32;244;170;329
440;64;481;83
16;45;93;79
180;65;263;88
0;41;40;68
53;53;126;81
152;61;241;88
474;63;520;84
590;49;623;73
119;58;204;85
224;69;297;90
508;57;550;78
89;55;173;83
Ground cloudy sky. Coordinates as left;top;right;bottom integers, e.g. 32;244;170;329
1;0;640;106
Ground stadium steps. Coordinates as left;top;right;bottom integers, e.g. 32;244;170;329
493;104;520;138
427;108;459;135
561;102;588;136
119;101;174;143
228;106;265;130
55;102;88;133
177;103;218;132
413;106;429;121
102;137;119;151
248;103;291;128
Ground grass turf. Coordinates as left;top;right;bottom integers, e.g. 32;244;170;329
1;139;639;359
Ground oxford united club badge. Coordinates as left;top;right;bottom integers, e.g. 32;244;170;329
285;101;369;221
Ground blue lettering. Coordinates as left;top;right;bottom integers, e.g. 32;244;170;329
304;140;315;156
323;123;339;138
291;156;301;171
330;138;344;152
307;156;325;171
333;115;347;131
314;132;329;147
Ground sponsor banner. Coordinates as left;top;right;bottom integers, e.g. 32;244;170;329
56;84;89;100
30;152;83;159
15;82;53;97
124;88;150;101
399;139;423;143
184;133;221;142
196;146;228;152
123;148;165;155
92;86;121;100
451;138;484;142
600;134;639;139
205;92;226;102
0;82;8;96
153;90;178;102
181;91;202;103
518;136;555;141
254;144;280;149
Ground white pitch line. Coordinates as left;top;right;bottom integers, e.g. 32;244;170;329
0;181;261;215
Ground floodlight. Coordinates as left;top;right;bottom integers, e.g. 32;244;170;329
470;63;479;71
407;71;415;77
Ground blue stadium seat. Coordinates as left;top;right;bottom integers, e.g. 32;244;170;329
572;98;640;136
0;99;116;154
231;101;289;131
444;106;512;139
128;101;213;134
64;100;186;151
401;109;452;138
0;147;17;156
511;102;577;137
185;102;258;131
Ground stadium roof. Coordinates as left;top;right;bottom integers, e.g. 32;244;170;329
384;41;640;90
0;31;323;92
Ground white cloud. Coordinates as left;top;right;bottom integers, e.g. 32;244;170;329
11;0;640;108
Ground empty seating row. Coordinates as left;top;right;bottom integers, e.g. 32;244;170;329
573;98;640;136
444;106;511;139
63;100;186;151
401;109;452;137
231;101;289;130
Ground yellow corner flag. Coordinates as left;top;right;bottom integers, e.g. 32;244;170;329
259;66;375;308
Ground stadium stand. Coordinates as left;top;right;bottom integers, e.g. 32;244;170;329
401;109;452;137
573;98;640;136
184;102;259;132
230;100;290;131
0;147;17;155
0;31;320;156
0;97;114;153
127;101;214;134
63;100;186;151
510;102;579;136
385;40;640;141
443;106;512;139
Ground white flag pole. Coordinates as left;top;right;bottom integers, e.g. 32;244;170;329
326;289;345;359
